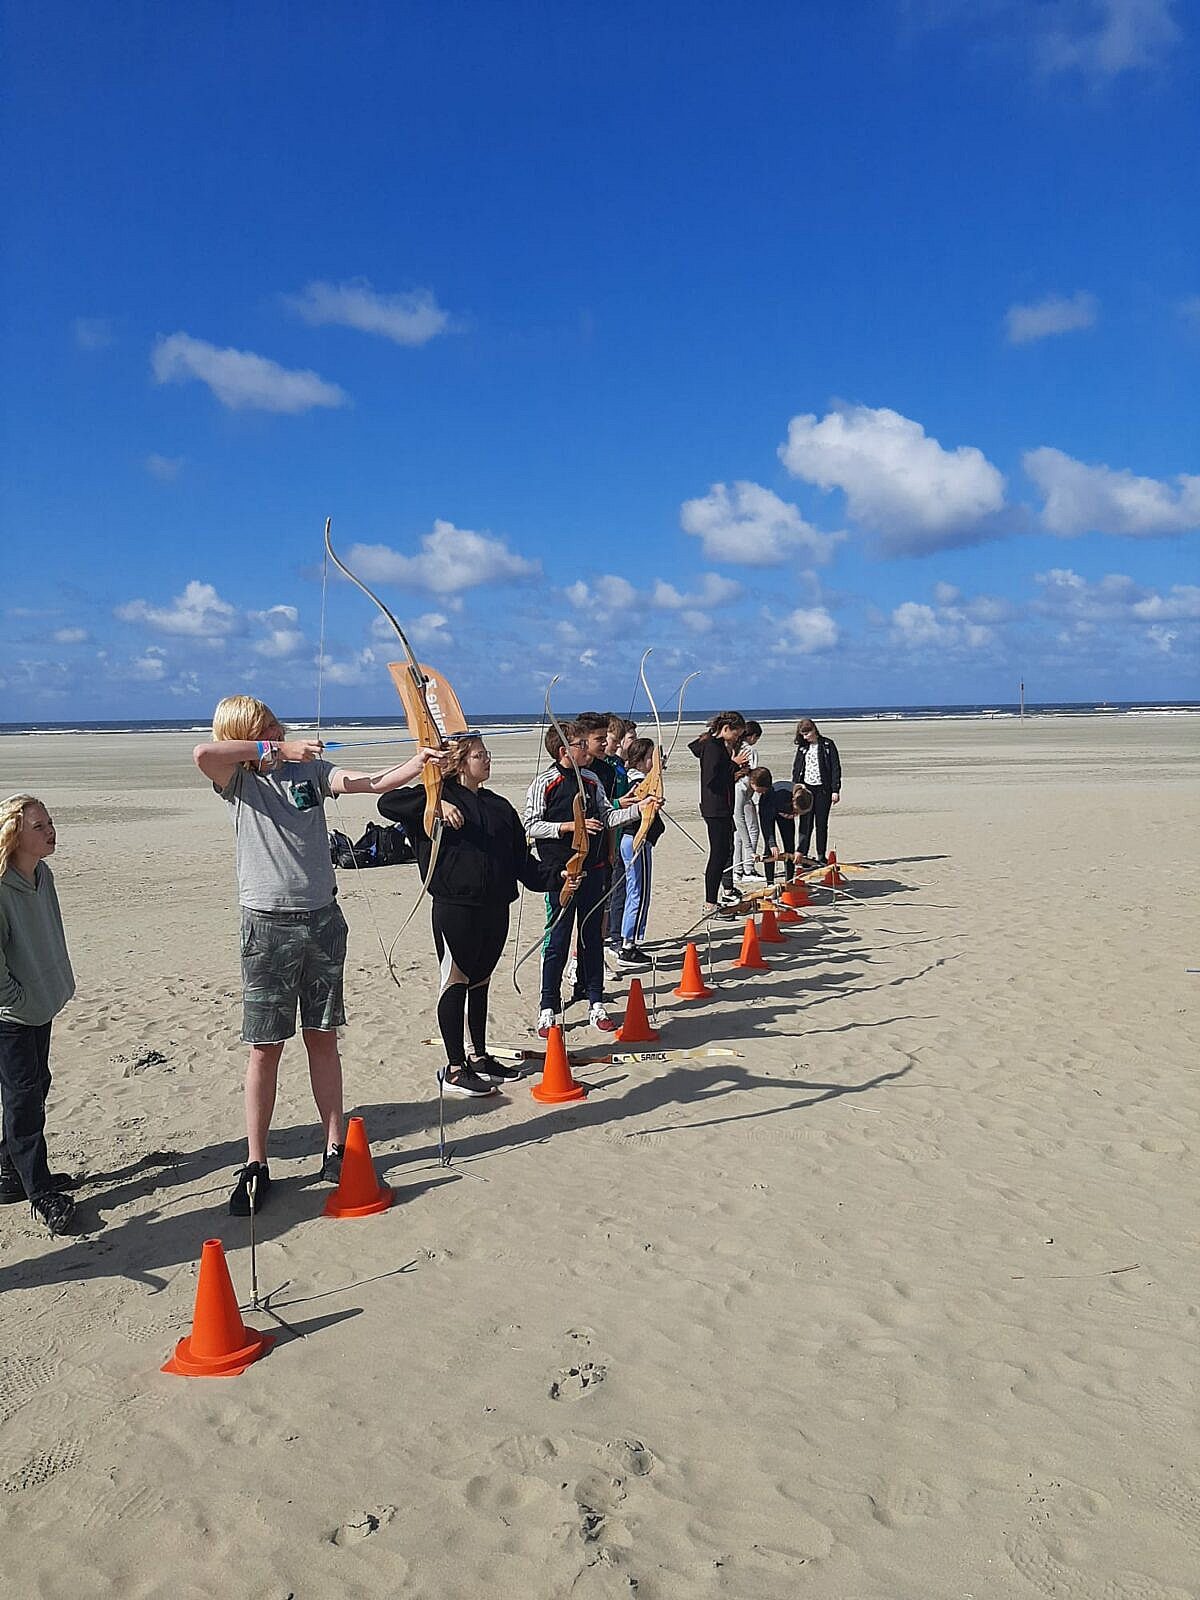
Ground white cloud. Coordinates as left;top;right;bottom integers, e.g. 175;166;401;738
52;628;89;645
679;481;840;566
1037;0;1181;79
151;332;348;413
933;581;961;605
1005;291;1099;345
1025;446;1200;536
777;607;839;653
286;279;455;346
250;605;306;659
681;609;714;634
890;600;994;651
73;317;113;351
651;573;742;609
345;520;539;595
407;612;454;648
116;580;238;639
129;648;168;681
779;404;1007;554
146;453;184;481
1034;570;1200;653
565;575;638;611
320;647;376;686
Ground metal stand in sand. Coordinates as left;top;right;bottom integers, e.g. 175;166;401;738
246;1173;305;1340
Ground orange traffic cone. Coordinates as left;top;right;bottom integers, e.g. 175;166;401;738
758;904;787;944
823;849;847;887
323;1116;393;1218
776;900;802;925
733;917;769;970
673;941;713;999
162;1239;273;1377
782;878;810;908
531;1024;586;1103
616;977;660;1043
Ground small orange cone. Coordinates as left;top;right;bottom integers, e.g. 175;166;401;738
323;1116;393;1218
823;849;847;888
673;941;713;999
162;1239;273;1377
758;904;787;944
616;977;660;1043
776;900;802;925
782;879;810;908
733;917;770;970
531;1024;587;1103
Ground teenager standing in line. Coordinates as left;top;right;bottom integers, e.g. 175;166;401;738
0;795;78;1235
688;712;750;913
790;717;842;865
194;696;445;1215
731;720;763;881
380;735;577;1098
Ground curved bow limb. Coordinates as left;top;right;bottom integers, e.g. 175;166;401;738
664;670;701;767
322;518;458;945
627;648;664;859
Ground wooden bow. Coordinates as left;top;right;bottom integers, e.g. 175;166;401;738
543;676;589;908
322;518;466;926
625;648;663;859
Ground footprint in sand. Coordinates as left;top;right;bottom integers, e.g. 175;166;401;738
0;1438;85;1494
330;1505;396;1546
549;1362;607;1402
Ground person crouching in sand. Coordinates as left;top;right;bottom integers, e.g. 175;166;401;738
193;696;444;1216
0;795;78;1236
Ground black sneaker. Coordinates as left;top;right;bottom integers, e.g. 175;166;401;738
468;1054;527;1084
30;1191;76;1236
617;945;651;969
229;1161;271;1216
319;1144;344;1184
437;1066;498;1099
2;1166;77;1204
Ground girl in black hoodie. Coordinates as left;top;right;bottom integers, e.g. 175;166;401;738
688;712;750;911
379;735;572;1098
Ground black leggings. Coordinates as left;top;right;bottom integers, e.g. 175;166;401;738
432;900;510;1066
704;818;735;903
761;815;796;886
799;785;833;859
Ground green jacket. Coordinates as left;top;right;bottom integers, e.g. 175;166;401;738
0;862;76;1026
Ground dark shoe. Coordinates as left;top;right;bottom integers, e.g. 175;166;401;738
438;1066;497;1099
31;1191;76;1236
229;1162;271;1216
0;1167;25;1204
617;945;651;969
469;1053;527;1084
319;1144;344;1184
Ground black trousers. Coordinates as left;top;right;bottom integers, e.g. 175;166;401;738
761;815;796;886
0;1019;54;1199
704;818;735;903
799;784;833;860
541;870;607;1010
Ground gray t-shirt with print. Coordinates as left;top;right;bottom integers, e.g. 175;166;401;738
220;759;341;912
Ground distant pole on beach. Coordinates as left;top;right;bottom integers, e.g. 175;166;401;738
1019;680;1025;721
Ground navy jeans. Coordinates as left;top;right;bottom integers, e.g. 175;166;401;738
540;870;607;1010
0;1019;54;1199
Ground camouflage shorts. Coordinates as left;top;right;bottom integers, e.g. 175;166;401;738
239;902;348;1044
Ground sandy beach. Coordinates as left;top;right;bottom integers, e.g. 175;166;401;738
1;712;1197;1600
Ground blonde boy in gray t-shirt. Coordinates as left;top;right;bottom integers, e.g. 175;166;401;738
194;695;444;1217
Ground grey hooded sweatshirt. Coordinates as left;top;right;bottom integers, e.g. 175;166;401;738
0;862;76;1026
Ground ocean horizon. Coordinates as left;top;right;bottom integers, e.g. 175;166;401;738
2;699;1197;737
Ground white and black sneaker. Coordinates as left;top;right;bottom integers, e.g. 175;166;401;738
437;1066;498;1099
617;944;652;969
469;1053;527;1084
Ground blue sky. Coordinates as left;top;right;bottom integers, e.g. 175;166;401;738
3;0;1197;719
